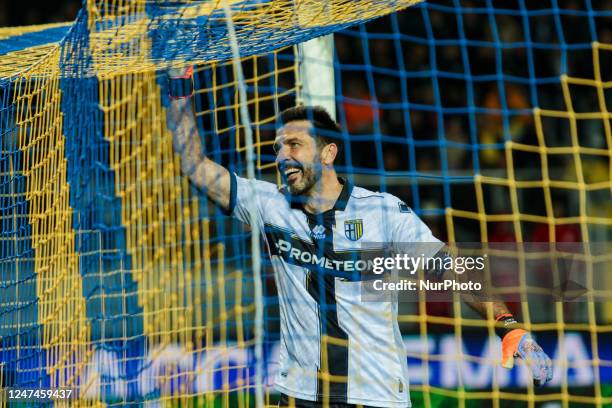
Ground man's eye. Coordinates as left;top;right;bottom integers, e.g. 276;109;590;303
290;142;300;148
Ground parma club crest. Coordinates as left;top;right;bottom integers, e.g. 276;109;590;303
344;219;363;241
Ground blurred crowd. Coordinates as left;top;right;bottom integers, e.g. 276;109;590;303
335;0;611;243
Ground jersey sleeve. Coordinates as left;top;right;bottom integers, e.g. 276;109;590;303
384;194;444;258
226;172;279;227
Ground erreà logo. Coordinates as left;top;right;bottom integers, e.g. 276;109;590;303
310;224;326;240
344;219;363;241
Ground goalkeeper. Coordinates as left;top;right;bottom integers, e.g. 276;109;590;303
165;67;553;408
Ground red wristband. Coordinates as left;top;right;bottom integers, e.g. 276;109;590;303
168;66;194;99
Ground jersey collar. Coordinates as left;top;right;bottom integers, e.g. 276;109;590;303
333;177;352;211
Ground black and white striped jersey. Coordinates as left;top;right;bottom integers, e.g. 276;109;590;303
228;174;442;408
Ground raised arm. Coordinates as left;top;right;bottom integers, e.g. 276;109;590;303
165;67;232;212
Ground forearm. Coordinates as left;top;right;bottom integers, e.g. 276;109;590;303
167;97;203;176
166;95;231;210
464;300;511;321
458;273;516;333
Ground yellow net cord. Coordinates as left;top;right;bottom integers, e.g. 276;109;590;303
10;47;103;406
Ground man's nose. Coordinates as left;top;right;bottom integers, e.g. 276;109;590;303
275;146;288;163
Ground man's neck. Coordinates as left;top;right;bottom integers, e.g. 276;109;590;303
302;171;343;214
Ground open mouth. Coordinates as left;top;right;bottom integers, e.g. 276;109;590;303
283;167;302;183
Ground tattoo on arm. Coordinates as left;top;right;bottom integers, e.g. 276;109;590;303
464;300;511;320
168;99;202;174
166;97;231;211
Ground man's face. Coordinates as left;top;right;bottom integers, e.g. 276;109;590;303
274;120;322;195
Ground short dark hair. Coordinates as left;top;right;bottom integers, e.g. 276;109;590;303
279;106;343;165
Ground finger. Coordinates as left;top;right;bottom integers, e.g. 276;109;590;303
501;330;527;369
530;360;543;384
501;348;517;369
544;355;554;383
522;350;542;384
536;352;549;377
547;368;553;382
502;355;515;369
532;352;550;386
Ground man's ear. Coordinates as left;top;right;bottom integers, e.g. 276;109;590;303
321;143;338;166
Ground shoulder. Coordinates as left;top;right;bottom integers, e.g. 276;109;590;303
348;185;384;215
350;185;385;201
235;174;285;202
378;190;413;216
348;185;413;214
